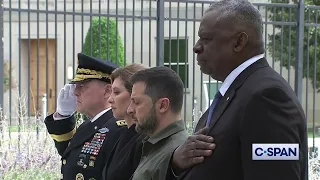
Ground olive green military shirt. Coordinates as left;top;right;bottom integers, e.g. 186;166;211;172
131;120;188;180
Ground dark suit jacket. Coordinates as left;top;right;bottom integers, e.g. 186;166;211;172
44;110;127;180
179;58;307;180
102;124;146;180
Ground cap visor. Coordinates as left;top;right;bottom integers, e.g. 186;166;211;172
69;79;92;84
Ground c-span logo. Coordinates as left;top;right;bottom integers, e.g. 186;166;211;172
252;144;299;160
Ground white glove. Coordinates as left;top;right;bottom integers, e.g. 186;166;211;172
56;84;77;116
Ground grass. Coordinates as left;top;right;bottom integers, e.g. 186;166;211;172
308;131;320;138
6;125;39;132
8;125;19;132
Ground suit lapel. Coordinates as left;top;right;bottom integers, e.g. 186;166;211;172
207;58;269;131
194;110;208;133
194;93;234;133
63;110;114;157
208;90;235;130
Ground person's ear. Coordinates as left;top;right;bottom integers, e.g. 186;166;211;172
157;98;170;113
104;84;112;98
233;32;248;52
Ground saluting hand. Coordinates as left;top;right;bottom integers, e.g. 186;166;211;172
171;127;216;175
56;84;77;116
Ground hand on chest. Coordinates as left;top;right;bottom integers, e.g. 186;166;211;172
206;100;243;138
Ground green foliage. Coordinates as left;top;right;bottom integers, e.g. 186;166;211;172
267;0;320;92
77;17;125;121
3;61;15;93
4;62;9;92
82;17;125;66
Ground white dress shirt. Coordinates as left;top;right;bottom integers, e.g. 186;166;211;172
53;107;112;123
90;107;111;123
219;54;264;96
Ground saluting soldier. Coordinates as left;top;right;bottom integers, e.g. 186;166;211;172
44;53;127;180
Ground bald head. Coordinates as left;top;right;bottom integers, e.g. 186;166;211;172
193;0;264;81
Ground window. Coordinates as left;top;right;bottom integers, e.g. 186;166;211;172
164;39;189;88
203;80;223;107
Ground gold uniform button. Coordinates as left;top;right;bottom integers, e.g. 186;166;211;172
76;173;84;180
62;159;66;165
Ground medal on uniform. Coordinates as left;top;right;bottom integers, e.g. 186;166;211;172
76;173;84;180
98;127;109;133
89;160;95;167
77;159;84;166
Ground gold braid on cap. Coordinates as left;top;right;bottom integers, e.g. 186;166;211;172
73;68;111;81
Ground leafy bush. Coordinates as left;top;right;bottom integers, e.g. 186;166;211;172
267;0;320;92
82;17;125;66
3;61;16;93
77;17;125;122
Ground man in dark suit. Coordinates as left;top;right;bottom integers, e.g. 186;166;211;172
44;53;127;180
169;0;308;180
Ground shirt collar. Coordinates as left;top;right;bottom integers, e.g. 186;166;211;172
90;107;112;122
219;53;264;96
145;120;185;145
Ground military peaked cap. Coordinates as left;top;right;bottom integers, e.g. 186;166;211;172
70;53;119;84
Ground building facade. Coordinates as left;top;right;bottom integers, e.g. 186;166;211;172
2;0;320;130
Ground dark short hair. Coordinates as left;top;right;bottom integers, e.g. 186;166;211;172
207;0;264;51
129;66;184;114
110;63;148;93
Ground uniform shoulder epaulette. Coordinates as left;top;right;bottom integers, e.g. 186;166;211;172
116;120;127;127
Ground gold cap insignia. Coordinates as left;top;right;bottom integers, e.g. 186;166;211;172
72;68;111;82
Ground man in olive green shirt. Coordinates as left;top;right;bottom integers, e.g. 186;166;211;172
127;66;189;180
